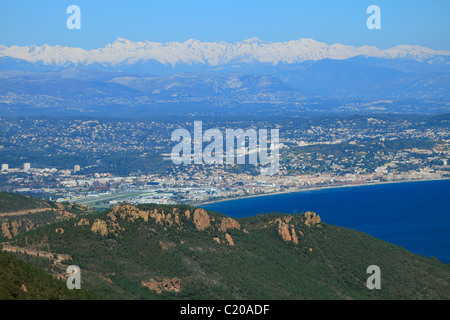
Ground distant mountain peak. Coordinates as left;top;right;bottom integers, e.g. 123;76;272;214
242;37;265;44
0;38;449;69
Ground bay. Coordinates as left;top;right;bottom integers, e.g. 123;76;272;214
200;179;450;263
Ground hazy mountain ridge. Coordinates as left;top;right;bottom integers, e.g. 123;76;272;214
1;38;449;115
1;38;449;68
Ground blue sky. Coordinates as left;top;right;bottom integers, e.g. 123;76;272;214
0;0;449;50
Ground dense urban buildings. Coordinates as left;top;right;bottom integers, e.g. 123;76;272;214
1;115;448;209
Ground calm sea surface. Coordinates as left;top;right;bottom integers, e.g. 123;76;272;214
200;179;450;263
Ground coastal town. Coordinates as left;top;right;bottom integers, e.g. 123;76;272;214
1;115;449;209
1;162;448;209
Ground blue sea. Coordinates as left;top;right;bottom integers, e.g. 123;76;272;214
200;179;450;263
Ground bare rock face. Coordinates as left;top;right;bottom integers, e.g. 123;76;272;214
55;228;64;234
1;219;38;239
173;208;180;224
1;222;12;239
161;278;181;293
106;212;117;221
142;278;181;294
272;217;300;244
113;204;149;222
11;220;21;237
219;217;241;232
193;208;210;231
165;213;172;226
108;220;124;235
291;227;299;244
90;219;123;237
304;211;321;227
91;204;245;241
91;219;108;237
278;220;292;242
76;218;90;226
112;205;186;226
150;209;163;224
55;210;76;220
225;233;235;246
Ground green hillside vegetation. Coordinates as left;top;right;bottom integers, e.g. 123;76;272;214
0;191;50;213
0;250;96;300
3;202;449;300
0;192;97;240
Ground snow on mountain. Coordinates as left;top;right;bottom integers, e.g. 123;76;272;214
0;38;449;68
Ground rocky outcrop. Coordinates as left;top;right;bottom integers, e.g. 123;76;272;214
89;205;245;244
76;218;90;226
0;200;95;239
219;217;241;232
91;219;108;236
278;220;292;242
55;210;76;220
1;220;25;239
112;204;149;222
55;228;64;234
107;212;117;221
108;205;186;227
272;216;301;245
270;213;320;244
149;209;163;224
11;220;20;237
141;278;181;294
173;208;180;225
193;208;210;231
225;233;235;246
91;219;123;237
304;211;321;227
291;227;298;244
1;222;12;239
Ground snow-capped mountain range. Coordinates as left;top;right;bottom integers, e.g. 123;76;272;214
1;37;449;68
1;38;449;116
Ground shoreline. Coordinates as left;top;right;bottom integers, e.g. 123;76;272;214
195;177;450;207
